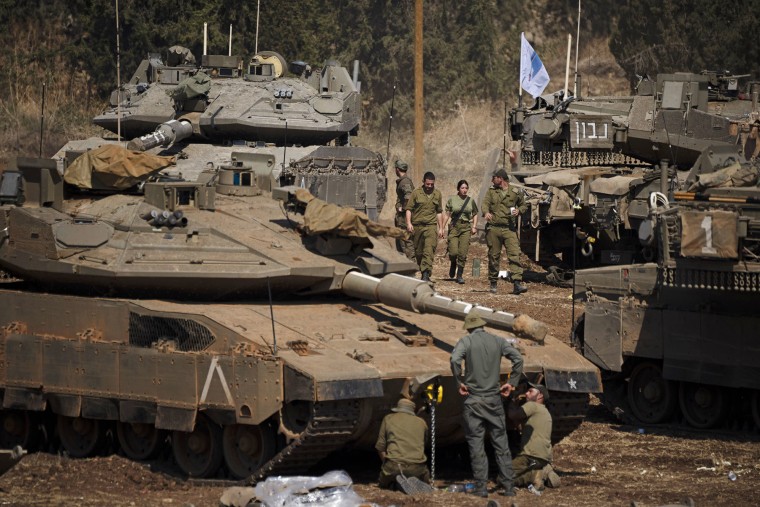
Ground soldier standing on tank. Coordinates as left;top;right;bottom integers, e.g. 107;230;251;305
375;397;431;488
405;171;443;281
482;153;528;294
450;311;524;498
508;383;561;491
394;160;415;260
444;179;478;284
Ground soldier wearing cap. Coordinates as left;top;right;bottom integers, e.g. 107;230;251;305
450;311;524;498
508;383;561;491
405;171;443;281
375;397;430;488
481;151;528;295
393;160;415;260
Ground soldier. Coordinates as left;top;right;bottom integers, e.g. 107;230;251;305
393;160;415;260
450;311;524;498
405;171;443;281
482;157;528;294
444;179;478;284
375;397;430;489
508;383;561;491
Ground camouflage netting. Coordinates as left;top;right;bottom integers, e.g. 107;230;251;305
168;72;211;101
294;189;406;240
64;145;176;190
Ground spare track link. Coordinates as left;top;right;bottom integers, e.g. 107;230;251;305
251;400;361;483
547;390;590;443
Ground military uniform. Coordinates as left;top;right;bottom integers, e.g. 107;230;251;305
395;174;415;260
450;316;524;496
405;187;442;276
445;195;478;277
481;184;527;287
512;401;556;489
375;400;430;488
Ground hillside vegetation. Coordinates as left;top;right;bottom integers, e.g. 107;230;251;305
1;0;757;181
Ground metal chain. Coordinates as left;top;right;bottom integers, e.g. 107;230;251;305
430;402;436;483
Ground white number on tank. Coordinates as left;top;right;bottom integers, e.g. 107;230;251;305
700;215;717;255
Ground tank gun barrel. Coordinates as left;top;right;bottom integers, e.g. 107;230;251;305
127;119;193;152
341;272;548;343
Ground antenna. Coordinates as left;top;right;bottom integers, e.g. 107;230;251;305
203;22;208;56
39;82;46;157
574;0;581;97
116;0;121;142
228;24;232;56
255;0;261;54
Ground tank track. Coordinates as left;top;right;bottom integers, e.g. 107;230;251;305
547;391;591;443
250;400;361;483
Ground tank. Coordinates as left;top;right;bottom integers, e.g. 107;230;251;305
506;71;760;272
0;155;601;480
567;78;760;430
61;44;386;220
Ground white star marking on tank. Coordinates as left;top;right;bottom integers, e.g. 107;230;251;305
568;378;578;390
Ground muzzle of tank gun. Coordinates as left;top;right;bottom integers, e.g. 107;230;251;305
127;119;193;152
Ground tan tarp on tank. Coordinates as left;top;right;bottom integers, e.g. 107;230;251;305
295;188;406;239
680;210;738;259
64;145;176;190
687;162;760;192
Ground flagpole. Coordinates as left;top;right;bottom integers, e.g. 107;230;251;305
563;34;572;100
574;0;581;97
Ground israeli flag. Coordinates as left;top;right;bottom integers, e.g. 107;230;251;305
520;33;550;98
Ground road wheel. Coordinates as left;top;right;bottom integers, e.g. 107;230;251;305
222;423;276;479
57;415;106;458
627;362;677;424
117;422;166;461
0;410;40;450
172;414;223;478
679;382;727;429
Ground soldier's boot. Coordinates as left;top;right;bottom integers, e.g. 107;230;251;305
448;258;457;279
456;266;465;284
421;270;431;282
468;481;488;498
513;280;528;295
542;464;561;488
489;281;498;293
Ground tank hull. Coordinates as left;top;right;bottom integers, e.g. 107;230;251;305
0;287;600;479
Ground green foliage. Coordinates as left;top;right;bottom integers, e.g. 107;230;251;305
611;0;760;79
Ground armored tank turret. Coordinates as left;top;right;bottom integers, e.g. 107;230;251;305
0;155;601;480
61;44;385;220
505;71;760;270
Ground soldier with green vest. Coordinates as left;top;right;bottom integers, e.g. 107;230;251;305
482;164;528;295
393;160;415;260
444;179;478;284
405;171;443;281
450;311;524;498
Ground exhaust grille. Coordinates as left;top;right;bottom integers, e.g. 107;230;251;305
129;312;215;351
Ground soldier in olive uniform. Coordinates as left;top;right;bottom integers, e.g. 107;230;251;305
508;384;561;491
394;160;415;260
376;397;430;488
405;171;443;281
482;165;528;295
450;311;524;498
444;179;478;284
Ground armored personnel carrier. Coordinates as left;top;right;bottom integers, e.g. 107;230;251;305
560;73;760;429
0;154;601;480
507;71;760;269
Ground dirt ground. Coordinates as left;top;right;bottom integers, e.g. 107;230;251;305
0;243;757;507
